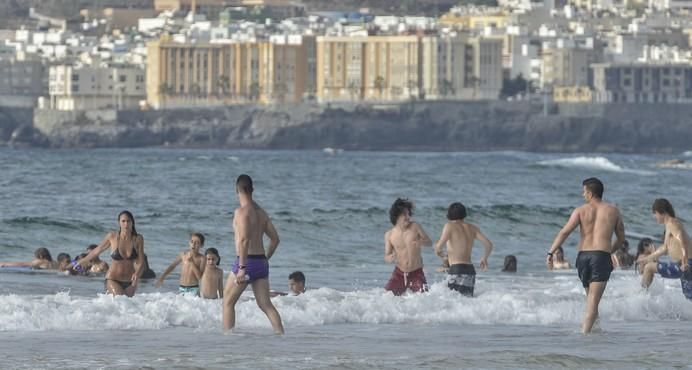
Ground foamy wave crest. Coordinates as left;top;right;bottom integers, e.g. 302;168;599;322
683;151;692;157
1;274;690;331
537;157;655;175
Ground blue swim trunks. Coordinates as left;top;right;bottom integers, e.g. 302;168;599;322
657;260;690;279
658;259;692;300
179;285;200;296
231;254;269;283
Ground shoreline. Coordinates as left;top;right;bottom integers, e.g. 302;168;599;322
1;101;691;153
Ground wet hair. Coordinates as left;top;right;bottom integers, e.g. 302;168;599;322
34;247;53;261
613;247;634;269
636;238;654;259
56;253;71;263
86;244;98;251
389;198;413;225
191;232;205;245
554;246;565;261
447;202;467;220
652;198;675;218
502;255;517;272
288;271;305;283
236;174;254;194
582;177;604;199
205;247;221;265
118;210;137;236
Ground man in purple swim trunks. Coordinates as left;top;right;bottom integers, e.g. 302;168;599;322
223;174;284;334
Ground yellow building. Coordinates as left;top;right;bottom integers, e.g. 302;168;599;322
553;86;593;102
439;11;510;30
146;36;314;109
316;34;503;103
316;35;421;102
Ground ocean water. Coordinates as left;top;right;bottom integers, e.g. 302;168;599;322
1;148;692;369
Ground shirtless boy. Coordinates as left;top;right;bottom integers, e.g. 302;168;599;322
200;248;224;299
637;199;692;299
547;177;625;334
434;202;493;297
384;198;432;295
156;233;206;296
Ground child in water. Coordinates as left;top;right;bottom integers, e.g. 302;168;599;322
200;248;224;299
0;247;59;269
156;233;206;296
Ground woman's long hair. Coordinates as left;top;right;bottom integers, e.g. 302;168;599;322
118;210;137;236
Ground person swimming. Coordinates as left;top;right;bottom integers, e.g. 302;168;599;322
0;247;59;270
502;255;517;272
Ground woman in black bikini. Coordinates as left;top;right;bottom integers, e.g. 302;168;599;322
77;210;145;297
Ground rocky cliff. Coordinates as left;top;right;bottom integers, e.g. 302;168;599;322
1;101;691;153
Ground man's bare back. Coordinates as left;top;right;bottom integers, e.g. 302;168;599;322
573;202;624;253
233;202;271;257
436;221;492;267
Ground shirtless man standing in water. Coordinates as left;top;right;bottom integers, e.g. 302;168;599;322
384;198;433;295
222;174;284;334
434;202;493;297
547;177;625;334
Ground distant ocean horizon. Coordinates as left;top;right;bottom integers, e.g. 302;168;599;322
1;148;692;369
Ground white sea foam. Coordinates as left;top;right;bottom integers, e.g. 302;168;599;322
537;156;655;175
683;151;692;157
1;274;689;332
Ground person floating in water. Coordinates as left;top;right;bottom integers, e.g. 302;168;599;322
547;177;625;334
77;210;145;297
223;174;284;334
156;233;206;296
502;255;517;273
610;240;635;269
200;247;224;299
434;202;493;297
546;246;572;270
637;199;692;299
384;198;433;296
270;271;307;297
0;247;59;270
634;238;656;274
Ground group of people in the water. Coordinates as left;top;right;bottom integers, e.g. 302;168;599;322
381;177;691;335
2;175;690;335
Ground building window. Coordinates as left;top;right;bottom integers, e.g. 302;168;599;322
119;75;126;83
72;74;79;81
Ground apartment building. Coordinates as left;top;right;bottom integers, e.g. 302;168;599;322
49;64;146;110
315;35;421;102
316;34;503;102
591;62;692;103
0;55;46;107
541;46;602;88
146;35;314;108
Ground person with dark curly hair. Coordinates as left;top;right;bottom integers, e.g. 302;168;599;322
384;198;432;296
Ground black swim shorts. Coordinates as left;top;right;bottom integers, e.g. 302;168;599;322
576;250;613;288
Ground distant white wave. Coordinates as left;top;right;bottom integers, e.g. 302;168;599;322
0;274;689;331
537;156;655;175
683;151;692;157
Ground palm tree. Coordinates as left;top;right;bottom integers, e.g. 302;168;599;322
406;79;417;100
218;75;230;96
249;82;261;102
440;79;455;98
374;76;386;98
348;81;361;101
